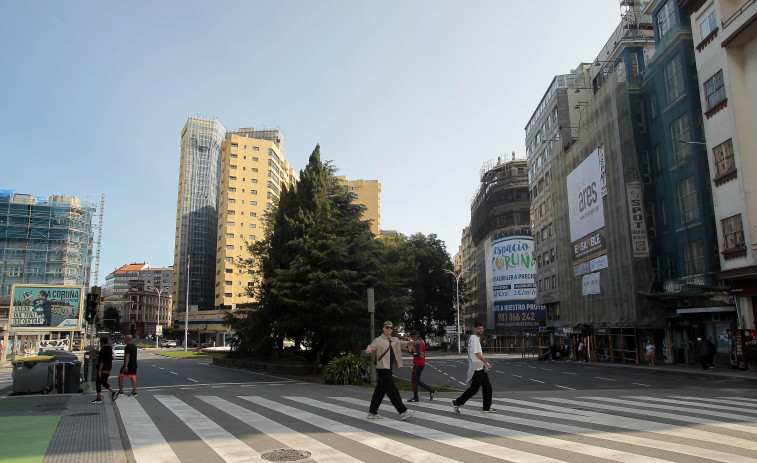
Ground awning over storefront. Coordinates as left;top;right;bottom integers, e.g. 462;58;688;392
676;306;735;314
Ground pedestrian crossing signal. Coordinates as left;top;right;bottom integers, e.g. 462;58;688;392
85;293;98;324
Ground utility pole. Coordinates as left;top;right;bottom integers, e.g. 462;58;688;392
184;254;190;352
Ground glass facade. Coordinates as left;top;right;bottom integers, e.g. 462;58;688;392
0;191;95;303
174;117;225;311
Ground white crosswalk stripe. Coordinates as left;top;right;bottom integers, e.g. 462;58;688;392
115;393;757;463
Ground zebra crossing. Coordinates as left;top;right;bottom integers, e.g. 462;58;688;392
116;393;757;462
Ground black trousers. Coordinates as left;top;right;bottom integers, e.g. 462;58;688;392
369;368;407;414
455;369;493;410
96;371;111;393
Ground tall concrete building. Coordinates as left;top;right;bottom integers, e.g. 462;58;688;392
103;263;173;337
215;128;297;310
336;177;381;235
173;116;226;313
468;156;531;339
0;191;95;302
0;191;96;340
679;0;757;330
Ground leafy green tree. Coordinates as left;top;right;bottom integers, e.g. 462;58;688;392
386;233;456;339
102;306;121;333
228;145;383;369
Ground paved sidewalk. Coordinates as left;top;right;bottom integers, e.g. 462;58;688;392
0;360;126;463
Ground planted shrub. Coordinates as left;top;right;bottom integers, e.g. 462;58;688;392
323;354;371;385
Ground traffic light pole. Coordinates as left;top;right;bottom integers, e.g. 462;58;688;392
82;286;101;394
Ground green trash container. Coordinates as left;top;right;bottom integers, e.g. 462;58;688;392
12;355;55;395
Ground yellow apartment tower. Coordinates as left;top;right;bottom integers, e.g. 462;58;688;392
215;128;298;310
336;177;381;235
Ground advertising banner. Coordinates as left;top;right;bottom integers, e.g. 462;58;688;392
571;228;607;265
485;236;545;329
567;147;605;242
10;285;84;331
626;182;650;257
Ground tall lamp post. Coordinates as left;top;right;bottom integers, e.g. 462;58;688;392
444;269;467;354
147;285;170;349
184;254;190;352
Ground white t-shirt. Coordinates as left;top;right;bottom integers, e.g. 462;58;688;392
466;334;484;384
646;343;655;354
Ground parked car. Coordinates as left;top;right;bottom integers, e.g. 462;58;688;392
113;344;125;360
201;340;215;348
163;339;177;348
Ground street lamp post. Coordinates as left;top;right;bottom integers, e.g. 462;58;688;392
147;285;170;349
444;269;467;354
184;254;190;352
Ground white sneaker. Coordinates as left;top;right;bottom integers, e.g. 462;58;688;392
366;413;382;420
400;410;415;421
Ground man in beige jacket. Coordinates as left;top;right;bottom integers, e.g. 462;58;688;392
365;321;420;420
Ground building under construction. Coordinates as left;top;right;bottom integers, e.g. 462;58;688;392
0;190;96;307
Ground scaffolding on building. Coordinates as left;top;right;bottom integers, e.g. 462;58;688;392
0;190;95;305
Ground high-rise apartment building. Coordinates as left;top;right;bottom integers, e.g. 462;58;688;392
336;177;381;235
215;128;298;310
173;116;225;312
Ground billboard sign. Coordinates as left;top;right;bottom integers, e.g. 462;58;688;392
626;182;650;257
10;285;84;331
567;147;605;242
485;236;545;329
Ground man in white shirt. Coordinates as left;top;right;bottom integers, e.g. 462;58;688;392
451;321;495;413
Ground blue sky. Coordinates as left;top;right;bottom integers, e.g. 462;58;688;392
0;1;622;285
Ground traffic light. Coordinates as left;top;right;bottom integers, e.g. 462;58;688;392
85;290;99;324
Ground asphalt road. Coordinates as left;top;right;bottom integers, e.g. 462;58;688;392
101;350;757;463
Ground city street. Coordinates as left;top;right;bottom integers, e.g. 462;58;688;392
103;351;757;462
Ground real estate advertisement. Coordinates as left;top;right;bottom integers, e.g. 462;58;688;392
485;235;545;329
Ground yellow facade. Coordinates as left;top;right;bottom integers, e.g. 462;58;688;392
336;176;381;235
215;131;297;310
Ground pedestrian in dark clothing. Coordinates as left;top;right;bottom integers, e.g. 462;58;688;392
407;331;435;402
365;321;420;420
707;336;716;368
697;337;709;369
118;334;138;397
92;337;117;403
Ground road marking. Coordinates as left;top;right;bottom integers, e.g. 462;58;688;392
337;396;673;463
170;372;178;375
242;396;461;463
116;397;180;462
511;374;522;378
631;383;653;387
555;385;575;390
155;396;261;462
562;372;577;375
530;379;545;383
543;397;757;453
200;396;358;462
187;378;199;382
594;377;616;381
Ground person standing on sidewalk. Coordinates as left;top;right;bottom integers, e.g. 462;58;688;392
92;337;117;403
578;340;585;362
407;330;435;402
697;337;709;369
118;334;138;397
646;339;656;366
707;336;717;368
451;321;495;414
365;321;419;420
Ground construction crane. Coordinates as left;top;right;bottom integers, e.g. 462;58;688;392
92;194;105;285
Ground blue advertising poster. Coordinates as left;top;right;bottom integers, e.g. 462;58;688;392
485;236;545;329
10;285;84;331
